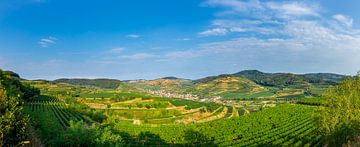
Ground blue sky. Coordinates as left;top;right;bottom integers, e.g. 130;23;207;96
1;0;360;80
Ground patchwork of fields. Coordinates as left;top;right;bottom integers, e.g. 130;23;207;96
21;80;327;146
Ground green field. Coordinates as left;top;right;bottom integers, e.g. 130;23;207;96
25;94;322;146
219;91;275;99
3;70;354;146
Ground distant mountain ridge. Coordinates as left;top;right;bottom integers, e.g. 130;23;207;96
233;70;346;87
52;70;348;98
54;78;122;89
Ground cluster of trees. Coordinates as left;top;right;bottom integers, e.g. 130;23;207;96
58;121;124;146
317;76;360;145
0;69;39;146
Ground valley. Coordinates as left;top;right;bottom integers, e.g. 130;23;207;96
1;69;357;146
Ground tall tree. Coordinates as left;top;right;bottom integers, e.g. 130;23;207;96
0;69;39;146
317;76;360;145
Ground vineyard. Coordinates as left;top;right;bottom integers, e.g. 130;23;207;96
24;93;324;146
112;104;322;146
21;80;328;146
24;95;94;144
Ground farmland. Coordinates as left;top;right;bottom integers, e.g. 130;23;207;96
18;79;325;146
1;69;357;146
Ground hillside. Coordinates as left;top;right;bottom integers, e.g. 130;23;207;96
234;70;346;87
190;75;267;97
125;77;193;93
52;70;347;99
0;69;40;145
54;78;122;89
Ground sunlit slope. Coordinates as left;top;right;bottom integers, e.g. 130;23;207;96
124;77;193;93
191;75;268;96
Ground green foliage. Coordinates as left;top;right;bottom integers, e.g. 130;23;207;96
297;97;325;106
317;77;360;145
58;120;124;146
0;69;39;146
26;95;124;146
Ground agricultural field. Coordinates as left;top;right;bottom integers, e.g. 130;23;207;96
3;69;357;146
112;104;322;146
19;79;327;146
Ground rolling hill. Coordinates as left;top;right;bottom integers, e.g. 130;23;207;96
52;70;347;99
190;75;268;97
54;78;122;89
124;77;193;93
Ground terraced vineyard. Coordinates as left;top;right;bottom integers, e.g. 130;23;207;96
113;104;322;146
23;80;325;146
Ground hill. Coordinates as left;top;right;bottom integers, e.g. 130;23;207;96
234;70;346;87
125;77;193;93
190;75;267;97
53;70;347;99
54;78;122;89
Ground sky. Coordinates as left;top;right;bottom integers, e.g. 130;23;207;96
1;0;360;80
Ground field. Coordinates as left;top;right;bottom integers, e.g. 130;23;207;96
110;104;321;146
18;79;335;146
219;91;275;99
25;92;321;146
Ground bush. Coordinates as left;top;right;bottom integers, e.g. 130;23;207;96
59;120;124;146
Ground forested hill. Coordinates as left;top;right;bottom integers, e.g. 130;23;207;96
54;78;122;89
233;70;347;87
52;70;347;97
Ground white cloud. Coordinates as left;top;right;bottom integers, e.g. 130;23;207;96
199;28;228;36
126;34;141;38
99;0;360;74
177;38;191;41
203;0;264;12
38;36;57;47
211;19;281;35
107;47;125;54
189;0;360;73
333;14;353;27
120;53;158;60
200;0;320;36
266;2;319;18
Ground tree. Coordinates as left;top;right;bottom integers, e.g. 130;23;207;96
0;69;35;146
317;76;360;145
